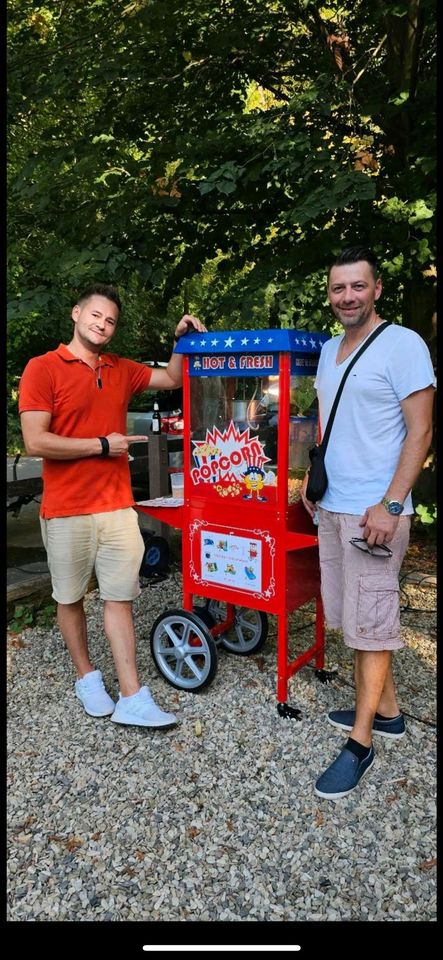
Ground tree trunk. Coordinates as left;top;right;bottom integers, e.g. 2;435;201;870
382;0;425;166
402;277;436;364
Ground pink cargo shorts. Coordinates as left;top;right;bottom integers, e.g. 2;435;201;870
317;508;411;651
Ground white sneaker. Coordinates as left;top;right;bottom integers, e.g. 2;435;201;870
111;686;177;728
75;669;115;717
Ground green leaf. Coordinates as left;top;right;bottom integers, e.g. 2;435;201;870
198;181;216;195
216;180;237;194
388;91;409;106
91;134;116;143
407;199;434;225
415;503;437;525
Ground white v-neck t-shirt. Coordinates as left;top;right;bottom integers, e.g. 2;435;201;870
314;324;435;515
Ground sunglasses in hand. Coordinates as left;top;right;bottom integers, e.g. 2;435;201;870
349;537;393;558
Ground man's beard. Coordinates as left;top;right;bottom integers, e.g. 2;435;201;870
334;303;373;329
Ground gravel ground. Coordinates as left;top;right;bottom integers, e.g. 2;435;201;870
7;557;436;926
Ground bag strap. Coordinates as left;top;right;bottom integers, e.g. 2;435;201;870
320;321;390;452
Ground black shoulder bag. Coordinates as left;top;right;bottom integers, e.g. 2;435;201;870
306;322;390;503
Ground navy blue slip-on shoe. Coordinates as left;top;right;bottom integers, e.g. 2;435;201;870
315;745;375;800
327;709;405;740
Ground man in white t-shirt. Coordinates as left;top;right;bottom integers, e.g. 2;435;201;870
301;247;435;800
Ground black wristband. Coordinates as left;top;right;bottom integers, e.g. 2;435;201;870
173;333;181;344
98;436;109;457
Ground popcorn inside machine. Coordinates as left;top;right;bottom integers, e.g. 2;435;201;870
136;328;333;716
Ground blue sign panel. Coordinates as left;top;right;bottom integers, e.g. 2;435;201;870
174;328;329;356
291;355;319;375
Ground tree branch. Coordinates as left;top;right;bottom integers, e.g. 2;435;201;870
352;34;387;88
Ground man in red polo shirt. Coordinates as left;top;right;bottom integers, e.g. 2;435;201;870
19;283;206;728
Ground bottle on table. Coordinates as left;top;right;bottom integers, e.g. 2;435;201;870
151;401;161;434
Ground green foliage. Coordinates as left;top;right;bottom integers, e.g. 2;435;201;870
35;601;57;629
8;599;57;633
7;0;436;472
9;603;34;633
290;377;317;416
7;409;24;455
414;503;437;527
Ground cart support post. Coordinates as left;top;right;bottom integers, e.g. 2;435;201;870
277;612;289;703
314;595;325;669
148;434;170;542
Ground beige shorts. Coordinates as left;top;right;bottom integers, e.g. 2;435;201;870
317;509;411;651
40;508;145;604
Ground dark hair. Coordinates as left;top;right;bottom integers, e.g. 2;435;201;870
328;247;379;281
76;283;122;312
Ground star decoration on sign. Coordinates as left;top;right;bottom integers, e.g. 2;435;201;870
241;337;249;345
190;340;195;346
200;339;207;346
254;337;260;344
310;338;316;348
267;337;273;343
211;339;219;346
224;336;234;347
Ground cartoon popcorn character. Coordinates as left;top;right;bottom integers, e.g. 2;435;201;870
242;456;267;502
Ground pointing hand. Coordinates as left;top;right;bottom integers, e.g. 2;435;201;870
106;433;149;456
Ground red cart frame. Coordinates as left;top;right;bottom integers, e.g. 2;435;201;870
137;328;330;711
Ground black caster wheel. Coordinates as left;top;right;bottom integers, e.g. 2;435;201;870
277;702;302;720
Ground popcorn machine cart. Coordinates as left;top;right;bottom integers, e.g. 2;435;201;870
136;328;331;716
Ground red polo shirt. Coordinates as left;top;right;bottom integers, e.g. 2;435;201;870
19;345;152;518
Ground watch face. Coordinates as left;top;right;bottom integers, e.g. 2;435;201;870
388;501;403;515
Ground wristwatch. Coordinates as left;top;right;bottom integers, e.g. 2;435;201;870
381;497;404;516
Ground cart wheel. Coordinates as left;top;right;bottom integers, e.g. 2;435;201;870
150;609;218;692
206;601;268;655
192;605;217;629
